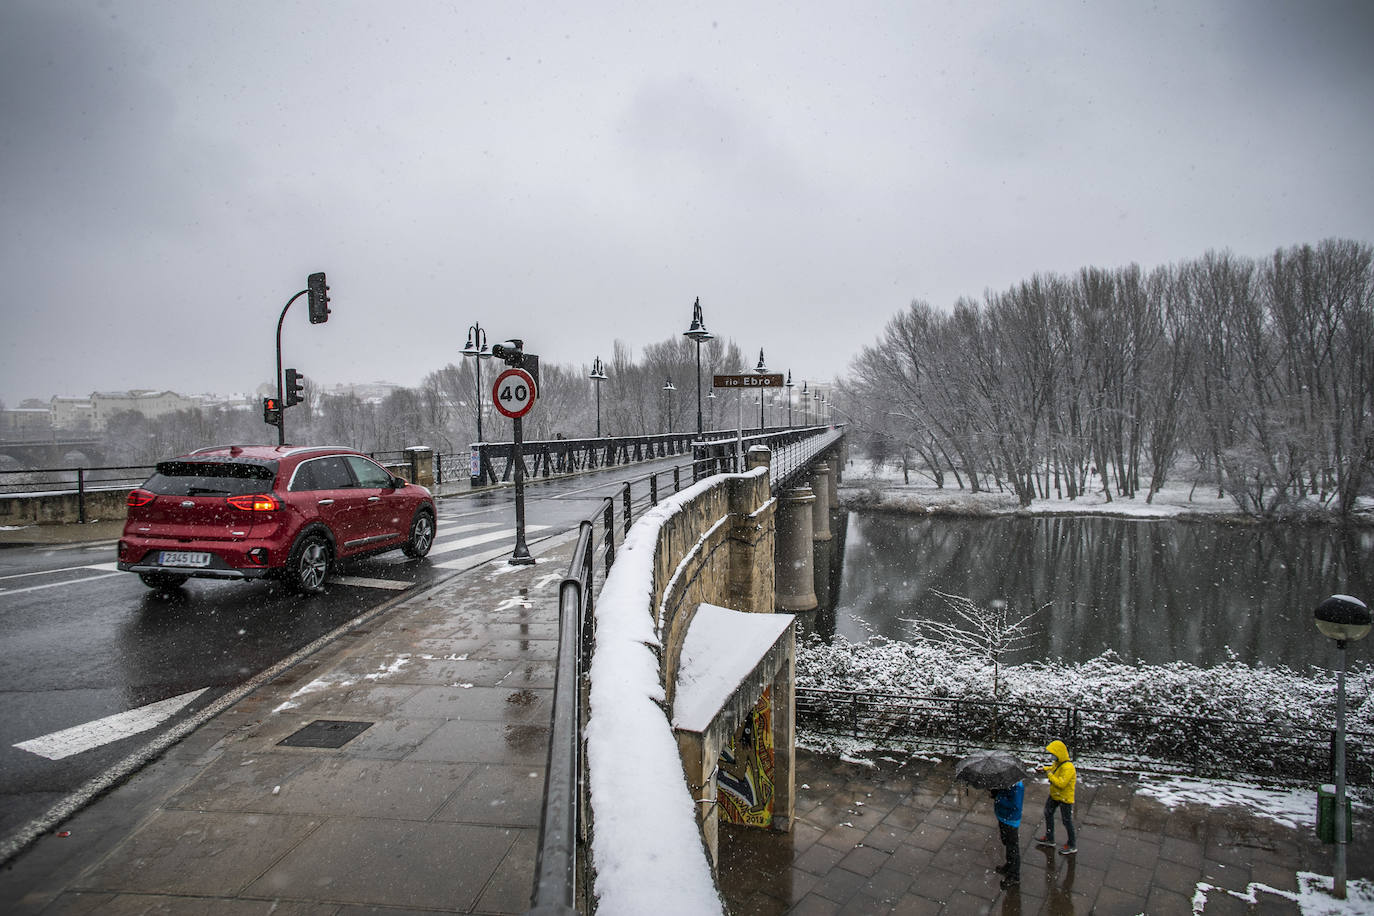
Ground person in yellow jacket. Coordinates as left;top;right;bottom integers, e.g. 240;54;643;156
1035;739;1078;854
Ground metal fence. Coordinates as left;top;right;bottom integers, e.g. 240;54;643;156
797;687;1373;785
0;464;155;497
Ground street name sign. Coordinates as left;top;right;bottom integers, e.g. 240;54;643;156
713;373;785;388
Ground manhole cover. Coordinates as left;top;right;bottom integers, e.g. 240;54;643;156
278;719;374;749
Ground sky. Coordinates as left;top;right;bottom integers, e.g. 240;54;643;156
2;1;1372;406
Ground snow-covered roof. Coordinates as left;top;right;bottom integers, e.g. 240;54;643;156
673;603;793;734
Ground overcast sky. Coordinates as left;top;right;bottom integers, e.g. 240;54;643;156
2;1;1371;406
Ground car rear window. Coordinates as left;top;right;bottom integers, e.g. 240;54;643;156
142;460;277;497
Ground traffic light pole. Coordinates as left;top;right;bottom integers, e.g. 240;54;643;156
274;289;308;446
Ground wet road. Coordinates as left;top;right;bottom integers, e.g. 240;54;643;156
0;456;688;844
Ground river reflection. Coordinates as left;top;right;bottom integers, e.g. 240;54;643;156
825;512;1373;668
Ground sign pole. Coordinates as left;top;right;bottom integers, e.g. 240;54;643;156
510;415;534;565
491;363;538;567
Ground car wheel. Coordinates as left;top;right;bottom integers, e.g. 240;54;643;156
286;533;331;593
138;572;188;590
402;510;435;558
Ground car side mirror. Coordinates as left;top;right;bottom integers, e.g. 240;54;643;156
391;476;407;489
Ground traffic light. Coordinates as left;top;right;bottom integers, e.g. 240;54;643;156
262;397;283;428
285;368;305;407
307;272;330;324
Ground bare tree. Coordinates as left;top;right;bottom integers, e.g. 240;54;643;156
905;591;1045;699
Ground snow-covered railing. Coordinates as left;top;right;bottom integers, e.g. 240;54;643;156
798;687;1373;785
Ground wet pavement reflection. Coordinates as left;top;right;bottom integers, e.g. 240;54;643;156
718;749;1371;914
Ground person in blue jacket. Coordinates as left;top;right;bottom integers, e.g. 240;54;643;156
991;780;1024;887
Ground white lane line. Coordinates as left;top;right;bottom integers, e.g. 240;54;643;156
0;572;123;596
429;525;549;558
329;575;411;591
15;688;210;760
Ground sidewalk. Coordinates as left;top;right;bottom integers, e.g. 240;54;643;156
0;519;125;547
0;533;574;914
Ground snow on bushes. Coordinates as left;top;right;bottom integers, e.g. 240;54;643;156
797;635;1373;735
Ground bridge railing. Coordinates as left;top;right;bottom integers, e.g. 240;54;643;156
0;464;155;497
530;425;845;913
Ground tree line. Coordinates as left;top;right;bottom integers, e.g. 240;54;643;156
99;335;761;465
843;239;1374;519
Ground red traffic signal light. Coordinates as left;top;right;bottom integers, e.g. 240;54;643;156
262;397;283;428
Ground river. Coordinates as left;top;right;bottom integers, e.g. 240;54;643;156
814;511;1374;669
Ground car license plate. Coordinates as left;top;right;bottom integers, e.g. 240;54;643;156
159;551;211;568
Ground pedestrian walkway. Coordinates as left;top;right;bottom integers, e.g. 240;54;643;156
718;750;1373;915
0;532;573;914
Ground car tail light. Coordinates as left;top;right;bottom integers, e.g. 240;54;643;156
127;490;155;507
247;547;269;565
227;494;281;512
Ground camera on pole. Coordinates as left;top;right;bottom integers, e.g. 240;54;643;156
491;340;539;388
285;368;306;407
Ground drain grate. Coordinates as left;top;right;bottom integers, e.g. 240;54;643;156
278;719;374;749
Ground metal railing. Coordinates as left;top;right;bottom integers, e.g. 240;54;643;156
797;687;1373;785
528;425;846;911
0;464;155;497
530;455;704;913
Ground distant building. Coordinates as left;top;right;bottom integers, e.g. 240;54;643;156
90;390;196;429
0;407;54;438
45;390;198;431
319;381;403;405
50;396;97;431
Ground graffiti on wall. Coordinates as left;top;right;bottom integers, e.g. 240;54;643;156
717;686;775;827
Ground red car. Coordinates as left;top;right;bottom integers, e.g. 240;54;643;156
118;445;436;592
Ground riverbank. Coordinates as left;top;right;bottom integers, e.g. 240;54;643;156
837;459;1374;525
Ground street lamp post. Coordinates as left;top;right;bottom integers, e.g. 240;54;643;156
589;356;608;438
785;371;794;427
801;381;809;425
1314;594;1371;900
753;348;768;429
683;297;714;437
662;377;676;432
462;323;492;442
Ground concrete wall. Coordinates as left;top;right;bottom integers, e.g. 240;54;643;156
655;461;775;709
0;490;130;526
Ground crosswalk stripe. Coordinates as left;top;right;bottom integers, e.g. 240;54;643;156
427;525;549;557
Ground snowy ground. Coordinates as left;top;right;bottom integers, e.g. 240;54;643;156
837;457;1374;522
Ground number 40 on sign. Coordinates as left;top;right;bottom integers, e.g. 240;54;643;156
492;367;537;419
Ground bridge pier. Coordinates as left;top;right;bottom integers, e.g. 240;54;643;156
810;461;832;542
774;485;818;612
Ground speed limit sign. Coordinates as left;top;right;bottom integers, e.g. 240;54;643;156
492;367;537;419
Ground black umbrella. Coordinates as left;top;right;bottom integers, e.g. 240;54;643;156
954;750;1027;790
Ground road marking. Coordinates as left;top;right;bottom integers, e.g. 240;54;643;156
330;575;411;590
15;688;210;761
0;572;123;596
428;525;548;558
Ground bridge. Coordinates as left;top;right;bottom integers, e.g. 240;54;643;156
0;435;106;467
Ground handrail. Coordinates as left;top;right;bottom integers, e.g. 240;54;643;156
526;426;845;912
